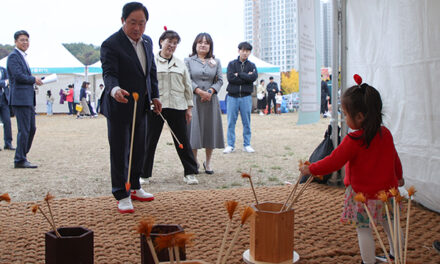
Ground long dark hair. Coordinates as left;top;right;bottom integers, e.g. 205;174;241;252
342;83;383;148
189;32;215;58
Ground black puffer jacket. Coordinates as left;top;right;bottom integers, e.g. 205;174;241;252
226;57;258;97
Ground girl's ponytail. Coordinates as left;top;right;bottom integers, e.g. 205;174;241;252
342;76;383;148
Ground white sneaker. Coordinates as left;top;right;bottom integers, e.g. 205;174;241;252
183;175;199;185
223;146;234;154
243;146;255;153
130;189;154;202
117;197;134;214
259;112;264;116
140;178;150;184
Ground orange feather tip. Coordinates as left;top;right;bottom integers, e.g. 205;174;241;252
354;193;367;203
225;200;239;220
44;192;54;202
132;92;139;101
178;144;183;149
155;234;175;250
125;182;131;192
377;191;388;203
240;206;255;225
313;174;324;180
0;193;11;203
395;193;403;203
136;218;155;237
241;172;251;179
389;188;399;197
31;204;39;214
407;186;416;197
175;233;194;248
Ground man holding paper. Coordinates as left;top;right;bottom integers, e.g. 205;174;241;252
0;66;14;151
7;30;43;168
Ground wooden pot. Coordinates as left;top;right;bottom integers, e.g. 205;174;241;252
250;202;294;263
45;226;94;264
141;224;186;264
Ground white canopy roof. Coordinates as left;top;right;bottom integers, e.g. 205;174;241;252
0;37;84;74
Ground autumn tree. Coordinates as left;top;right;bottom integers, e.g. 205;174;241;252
281;68;299;94
63;43;100;65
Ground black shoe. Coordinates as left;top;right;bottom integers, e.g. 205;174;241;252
4;146;16;150
14;161;38;169
376;253;394;262
203;161;214;174
434;240;440;253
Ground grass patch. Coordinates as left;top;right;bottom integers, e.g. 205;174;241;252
287;152;295;156
268;176;279;182
220;185;229;189
270;166;282;170
284;146;291;150
251;164;259;168
230;182;242;187
258;169;264;173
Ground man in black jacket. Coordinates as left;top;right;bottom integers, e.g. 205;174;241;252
224;42;258;154
266;76;279;115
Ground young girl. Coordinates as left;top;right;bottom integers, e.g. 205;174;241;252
275;91;283;114
299;75;404;264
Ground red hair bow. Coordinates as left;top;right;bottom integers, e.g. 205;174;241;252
164;26;168;31
353;74;362;85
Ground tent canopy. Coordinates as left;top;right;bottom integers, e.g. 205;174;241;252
347;0;440;213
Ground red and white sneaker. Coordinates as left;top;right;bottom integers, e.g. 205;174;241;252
117;197;134;214
131;189;154;202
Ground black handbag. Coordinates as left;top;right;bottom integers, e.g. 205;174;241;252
300;124;338;184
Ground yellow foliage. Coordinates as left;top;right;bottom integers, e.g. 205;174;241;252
281;69;299;94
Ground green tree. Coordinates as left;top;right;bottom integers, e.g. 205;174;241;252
0;44;14;60
63;43;100;66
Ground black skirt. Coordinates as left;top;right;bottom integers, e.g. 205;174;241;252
257;97;267;109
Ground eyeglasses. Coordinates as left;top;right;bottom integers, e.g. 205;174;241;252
17;38;29;43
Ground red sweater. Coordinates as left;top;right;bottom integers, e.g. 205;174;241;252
309;126;402;199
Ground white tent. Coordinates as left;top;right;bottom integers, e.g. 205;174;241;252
0;39;85;113
346;0;440;212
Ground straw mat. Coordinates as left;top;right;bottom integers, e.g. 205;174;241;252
1;184;439;263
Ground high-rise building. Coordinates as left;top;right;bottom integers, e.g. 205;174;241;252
320;0;332;68
244;0;298;72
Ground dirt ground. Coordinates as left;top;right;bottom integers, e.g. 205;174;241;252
0;112;330;202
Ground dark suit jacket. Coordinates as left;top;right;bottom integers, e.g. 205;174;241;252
7;49;36;106
100;28;159;122
0;66;10;105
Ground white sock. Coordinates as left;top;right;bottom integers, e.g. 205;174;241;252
357;227;376;264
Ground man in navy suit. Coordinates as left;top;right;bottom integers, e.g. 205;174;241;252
7;30;43;168
100;2;162;213
0;66;15;151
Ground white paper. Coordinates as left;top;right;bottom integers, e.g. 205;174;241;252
42;73;57;84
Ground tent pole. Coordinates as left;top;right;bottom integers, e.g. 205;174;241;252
339;0;348;184
329;0;340;185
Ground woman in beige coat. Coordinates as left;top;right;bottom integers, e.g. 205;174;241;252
142;30;199;185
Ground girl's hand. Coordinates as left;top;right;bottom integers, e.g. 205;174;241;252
398;178;405;187
299;164;311;176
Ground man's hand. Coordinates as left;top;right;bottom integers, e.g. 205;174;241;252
398;178;405;187
185;107;192;123
152;98;162;114
234;73;238;76
299;164;311;176
5;79;8;86
113;89;130;103
35;77;43;86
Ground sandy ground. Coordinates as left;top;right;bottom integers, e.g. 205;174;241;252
0;112;330;202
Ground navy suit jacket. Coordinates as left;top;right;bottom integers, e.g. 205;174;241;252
7;49;36;106
100;28;159;122
0;66;10;105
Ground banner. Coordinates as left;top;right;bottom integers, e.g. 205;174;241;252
297;0;321;125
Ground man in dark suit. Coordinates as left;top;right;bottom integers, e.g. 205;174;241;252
0;66;15;151
100;2;162;214
7;30;43;168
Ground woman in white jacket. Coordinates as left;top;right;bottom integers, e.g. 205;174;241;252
141;29;199;185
